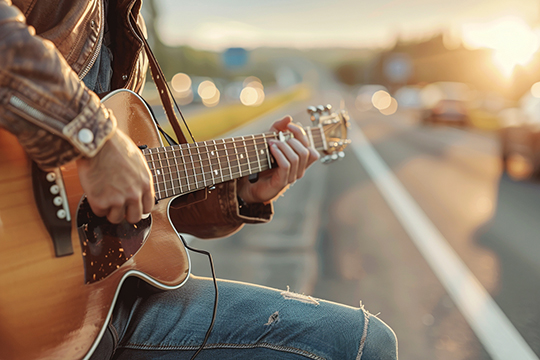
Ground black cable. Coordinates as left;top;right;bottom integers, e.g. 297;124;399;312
178;234;218;360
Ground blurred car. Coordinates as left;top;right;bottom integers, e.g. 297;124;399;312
420;82;473;126
499;91;540;180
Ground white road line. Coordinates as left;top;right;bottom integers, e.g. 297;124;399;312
348;122;538;360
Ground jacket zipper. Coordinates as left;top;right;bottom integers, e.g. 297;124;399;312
9;96;64;137
78;0;105;80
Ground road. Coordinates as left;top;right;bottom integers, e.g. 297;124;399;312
183;87;540;359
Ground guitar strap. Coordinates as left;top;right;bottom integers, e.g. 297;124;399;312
131;15;189;144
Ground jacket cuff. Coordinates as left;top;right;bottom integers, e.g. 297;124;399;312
62;100;116;158
226;179;273;224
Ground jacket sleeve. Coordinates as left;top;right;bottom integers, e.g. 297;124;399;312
0;0;115;169
0;0;273;238
169;180;273;239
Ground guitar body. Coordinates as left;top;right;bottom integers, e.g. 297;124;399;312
0;90;190;360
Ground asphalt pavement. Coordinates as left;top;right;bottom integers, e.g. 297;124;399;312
183;88;540;359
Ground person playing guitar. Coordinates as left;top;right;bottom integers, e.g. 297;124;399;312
0;1;397;359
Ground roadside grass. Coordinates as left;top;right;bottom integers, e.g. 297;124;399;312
161;85;311;142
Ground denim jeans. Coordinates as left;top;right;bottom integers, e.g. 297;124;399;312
104;275;397;360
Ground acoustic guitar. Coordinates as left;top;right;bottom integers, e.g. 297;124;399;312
0;89;350;360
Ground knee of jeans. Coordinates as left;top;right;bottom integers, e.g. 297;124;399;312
360;314;398;360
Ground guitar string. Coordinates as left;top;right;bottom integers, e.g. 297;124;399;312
149;134;330;198
153;166;270;191
145;139;325;181
143;134;326;183
146;124;337;198
147;152;272;186
145;125;331;177
152;163;273;199
142;127;327;159
143;130;326;171
147;129;333;197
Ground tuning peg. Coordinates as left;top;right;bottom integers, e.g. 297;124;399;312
320;155;333;164
307;106;317;115
307;105;320;125
316;105;325;113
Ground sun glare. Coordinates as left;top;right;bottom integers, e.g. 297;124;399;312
461;16;539;77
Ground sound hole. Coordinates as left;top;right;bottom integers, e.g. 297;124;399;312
76;197;152;284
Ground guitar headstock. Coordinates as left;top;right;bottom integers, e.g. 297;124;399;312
307;104;351;163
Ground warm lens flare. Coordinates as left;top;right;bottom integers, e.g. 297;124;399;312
171;73;192;93
461;16;539;77
372;90;392;110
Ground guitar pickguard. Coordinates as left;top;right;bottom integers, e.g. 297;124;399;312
76;197;152;284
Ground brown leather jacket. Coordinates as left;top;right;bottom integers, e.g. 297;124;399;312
0;0;272;238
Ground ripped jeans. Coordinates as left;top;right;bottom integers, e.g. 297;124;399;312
101;275;397;360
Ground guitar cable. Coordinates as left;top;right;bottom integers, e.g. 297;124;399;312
178;234;219;360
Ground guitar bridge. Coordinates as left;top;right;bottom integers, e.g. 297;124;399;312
31;162;73;257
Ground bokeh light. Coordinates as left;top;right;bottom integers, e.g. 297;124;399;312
372;90;392;110
198;80;218;100
379;98;399;115
240;87;259;106
202;88;221;107
462;16;540;77
196;80;221;107
171;73;192;93
171;72;193;105
239;76;265;106
531;82;540;98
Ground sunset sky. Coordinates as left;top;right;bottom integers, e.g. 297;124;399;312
154;0;539;51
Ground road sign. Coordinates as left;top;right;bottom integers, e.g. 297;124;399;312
222;47;249;69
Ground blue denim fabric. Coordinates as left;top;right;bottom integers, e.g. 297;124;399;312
110;276;398;360
82;44;113;94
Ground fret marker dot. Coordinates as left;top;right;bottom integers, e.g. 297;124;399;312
240;154;244;159
214;170;219;175
260;150;264;154
211;151;215;156
157;170;161;175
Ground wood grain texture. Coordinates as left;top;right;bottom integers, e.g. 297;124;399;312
0;90;189;360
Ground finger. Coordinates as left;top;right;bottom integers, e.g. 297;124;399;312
286;138;310;179
269;115;292;132
141;170;155;214
89;198;109;218
307;148;320;166
142;186;155;215
287;124;310;148
125;198;143;224
271;140;299;184
269;142;291;188
107;204;126;224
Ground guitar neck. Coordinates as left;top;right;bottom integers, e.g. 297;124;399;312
143;126;327;201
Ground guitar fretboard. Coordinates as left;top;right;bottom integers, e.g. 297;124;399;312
143;127;325;200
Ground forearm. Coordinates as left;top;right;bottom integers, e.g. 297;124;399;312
169;180;273;239
0;0;115;169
